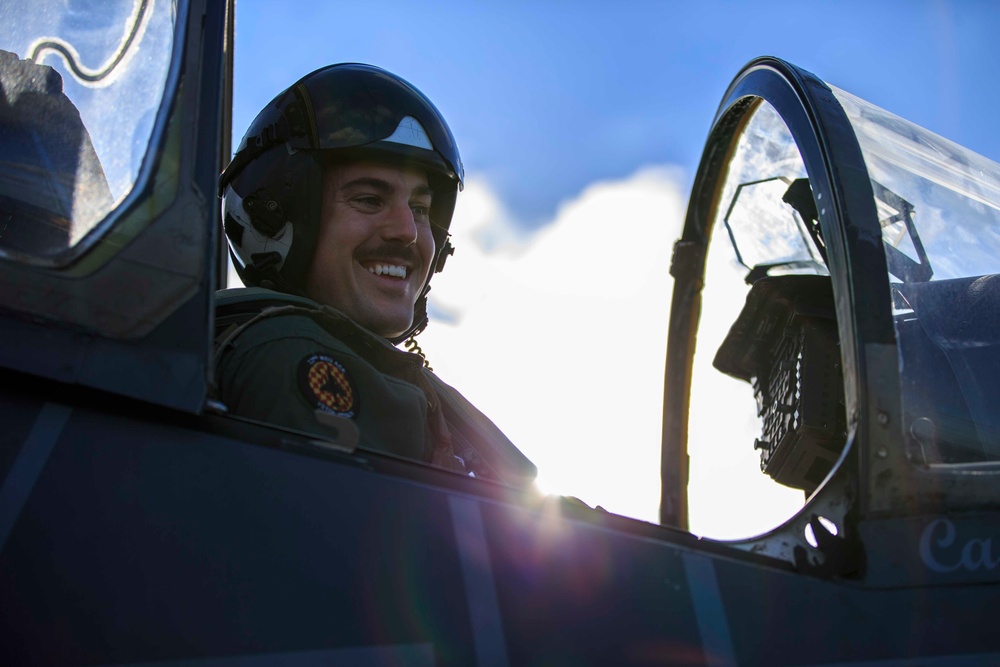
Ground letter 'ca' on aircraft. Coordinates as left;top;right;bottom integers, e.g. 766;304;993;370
2;1;1000;664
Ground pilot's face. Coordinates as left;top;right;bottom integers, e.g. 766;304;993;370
306;160;435;338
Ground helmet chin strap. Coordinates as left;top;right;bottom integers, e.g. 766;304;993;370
399;291;433;368
389;287;430;346
395;231;453;344
435;236;455;272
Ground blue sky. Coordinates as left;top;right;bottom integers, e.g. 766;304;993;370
233;0;1000;228
231;1;1000;533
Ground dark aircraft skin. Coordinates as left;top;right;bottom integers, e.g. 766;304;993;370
2;1;1000;665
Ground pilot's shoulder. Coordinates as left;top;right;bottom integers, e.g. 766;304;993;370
216;286;321;312
215;287;335;350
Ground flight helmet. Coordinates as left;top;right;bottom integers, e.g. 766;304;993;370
219;63;464;342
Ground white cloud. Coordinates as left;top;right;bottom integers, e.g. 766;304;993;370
420;166;685;523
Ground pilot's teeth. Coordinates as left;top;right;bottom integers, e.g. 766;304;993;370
368;264;406;278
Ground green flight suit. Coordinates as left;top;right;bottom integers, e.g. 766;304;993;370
214;288;535;486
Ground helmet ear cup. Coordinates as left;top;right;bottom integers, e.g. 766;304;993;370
222;148;324;295
278;155;323;292
242;188;287;236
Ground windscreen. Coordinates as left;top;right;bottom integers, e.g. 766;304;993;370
0;0;175;262
686;99;825;539
833;87;1000;466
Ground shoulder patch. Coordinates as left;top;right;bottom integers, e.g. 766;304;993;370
298;353;359;418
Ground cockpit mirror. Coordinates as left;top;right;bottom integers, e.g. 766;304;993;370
722;177;827;281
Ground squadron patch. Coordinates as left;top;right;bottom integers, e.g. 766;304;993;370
298;353;358;418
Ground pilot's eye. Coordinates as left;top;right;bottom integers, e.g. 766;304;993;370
411;204;430;221
353;195;381;208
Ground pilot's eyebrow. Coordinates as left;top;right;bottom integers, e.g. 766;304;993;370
341;177;433;199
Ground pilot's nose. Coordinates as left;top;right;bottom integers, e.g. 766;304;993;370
379;199;419;245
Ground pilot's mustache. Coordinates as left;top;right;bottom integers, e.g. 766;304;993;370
356;242;421;266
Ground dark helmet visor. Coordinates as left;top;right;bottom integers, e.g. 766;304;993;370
298;64;463;186
222;63;463;194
